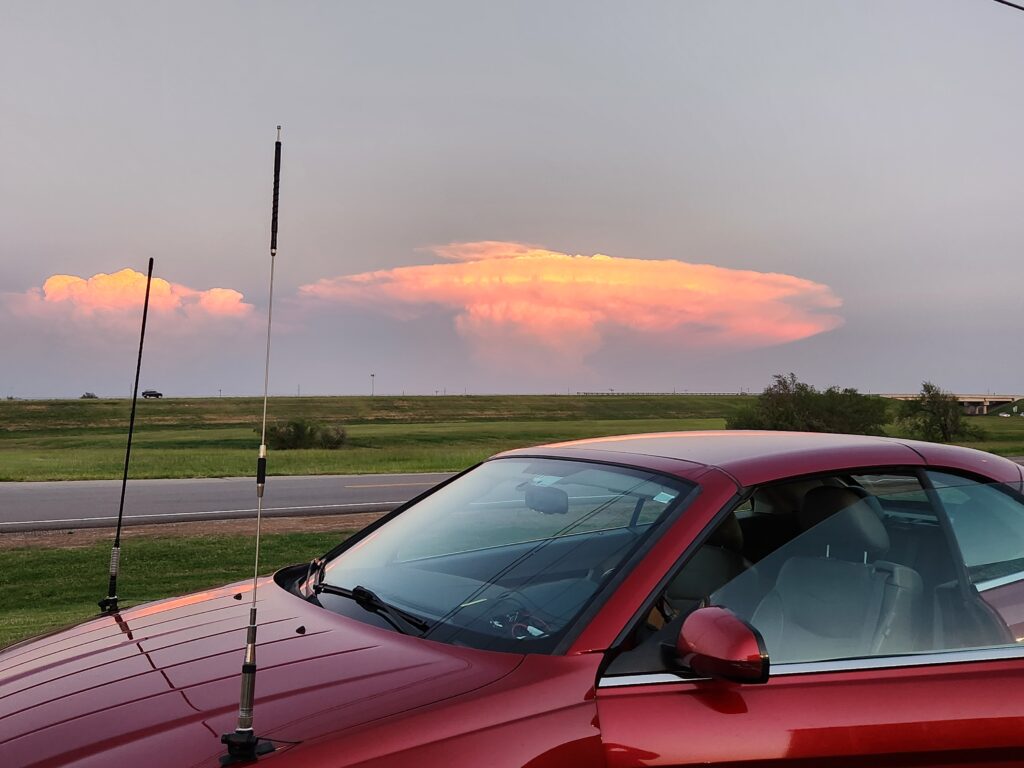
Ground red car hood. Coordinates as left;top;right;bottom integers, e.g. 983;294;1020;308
0;577;523;768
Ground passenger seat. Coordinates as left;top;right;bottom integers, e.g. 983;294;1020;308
751;492;923;663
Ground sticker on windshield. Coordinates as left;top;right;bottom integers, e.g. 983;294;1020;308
652;491;676;504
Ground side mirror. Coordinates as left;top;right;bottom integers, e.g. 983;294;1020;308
677;606;769;684
525;485;568;515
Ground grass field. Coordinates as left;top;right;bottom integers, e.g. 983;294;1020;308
0;530;352;648
3;394;1024;481
3;393;1024;648
0;394;749;481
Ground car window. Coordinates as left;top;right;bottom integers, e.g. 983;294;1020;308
929;471;1024;585
609;471;1021;675
929;471;1024;642
319;457;694;654
394;466;679;561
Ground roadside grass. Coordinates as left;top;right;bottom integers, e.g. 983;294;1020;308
0;410;726;481
953;412;1024;456
886;411;1024;457
2;395;1022;482
0;394;752;431
0;531;352;648
3;396;1023;646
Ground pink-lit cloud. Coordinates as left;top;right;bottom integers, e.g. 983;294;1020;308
1;267;255;351
33;268;252;318
299;241;843;369
0;268;259;397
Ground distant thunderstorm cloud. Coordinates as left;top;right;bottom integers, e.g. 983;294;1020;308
300;241;843;367
36;269;252;317
2;268;254;346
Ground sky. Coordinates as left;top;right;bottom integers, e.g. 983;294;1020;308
3;0;1024;398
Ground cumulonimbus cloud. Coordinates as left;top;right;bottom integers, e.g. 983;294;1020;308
0;266;256;357
5;268;253;324
299;241;843;367
0;268;260;397
32;268;253;317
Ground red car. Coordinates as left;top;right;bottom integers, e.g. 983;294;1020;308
4;431;1024;766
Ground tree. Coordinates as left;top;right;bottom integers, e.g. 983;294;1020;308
898;382;983;443
726;373;889;435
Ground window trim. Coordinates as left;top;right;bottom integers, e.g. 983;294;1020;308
976;571;1024;592
597;644;1024;689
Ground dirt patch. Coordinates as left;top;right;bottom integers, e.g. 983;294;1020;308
0;512;386;551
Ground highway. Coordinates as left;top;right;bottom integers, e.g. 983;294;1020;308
0;473;455;533
5;457;1022;534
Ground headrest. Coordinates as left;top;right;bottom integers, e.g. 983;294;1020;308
707;512;743;553
803;500;890;559
798;485;867;531
667;545;747;602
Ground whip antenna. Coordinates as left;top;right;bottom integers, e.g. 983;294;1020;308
99;257;155;614
221;126;282;764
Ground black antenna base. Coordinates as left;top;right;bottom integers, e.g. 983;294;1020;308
98;596;119;613
220;730;275;765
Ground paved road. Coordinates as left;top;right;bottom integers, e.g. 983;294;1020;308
5;455;1022;534
0;473;455;533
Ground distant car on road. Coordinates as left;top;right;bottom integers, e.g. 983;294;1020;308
141;390;162;399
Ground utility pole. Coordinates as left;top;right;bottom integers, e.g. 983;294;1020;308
370;373;375;396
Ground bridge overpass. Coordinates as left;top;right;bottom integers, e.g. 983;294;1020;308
880;393;1023;415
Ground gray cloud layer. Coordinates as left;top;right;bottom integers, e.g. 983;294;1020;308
2;1;1023;397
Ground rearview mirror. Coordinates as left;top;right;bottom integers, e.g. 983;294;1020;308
677;606;769;684
525;485;568;515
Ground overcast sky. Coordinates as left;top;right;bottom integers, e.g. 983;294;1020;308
3;1;1023;398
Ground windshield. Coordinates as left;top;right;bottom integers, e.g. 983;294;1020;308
317;457;694;653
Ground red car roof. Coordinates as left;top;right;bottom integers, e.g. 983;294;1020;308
499;430;1023;487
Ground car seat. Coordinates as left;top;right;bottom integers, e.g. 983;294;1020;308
665;513;751;616
750;491;923;663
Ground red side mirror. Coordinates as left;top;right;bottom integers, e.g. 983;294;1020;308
677;606;769;684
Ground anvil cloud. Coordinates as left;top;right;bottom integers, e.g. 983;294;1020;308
300;242;843;367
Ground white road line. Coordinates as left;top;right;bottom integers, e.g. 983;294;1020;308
343;482;438;488
0;501;405;527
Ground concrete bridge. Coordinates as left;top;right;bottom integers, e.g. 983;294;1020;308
880;393;1023;415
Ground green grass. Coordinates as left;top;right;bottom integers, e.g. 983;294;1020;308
0;394;752;431
2;394;1022;482
0;395;745;481
3;396;1023;646
878;400;1024;457
947;409;1024;457
0;531;353;648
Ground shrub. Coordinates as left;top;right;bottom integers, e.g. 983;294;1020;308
262;419;347;450
726;373;888;435
80;392;99;399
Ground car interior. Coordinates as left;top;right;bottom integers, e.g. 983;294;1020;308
606;470;1016;676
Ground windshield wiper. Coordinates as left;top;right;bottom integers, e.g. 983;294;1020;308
304;556;326;595
313;583;430;636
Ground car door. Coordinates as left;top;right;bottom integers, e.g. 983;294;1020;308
596;469;1024;767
